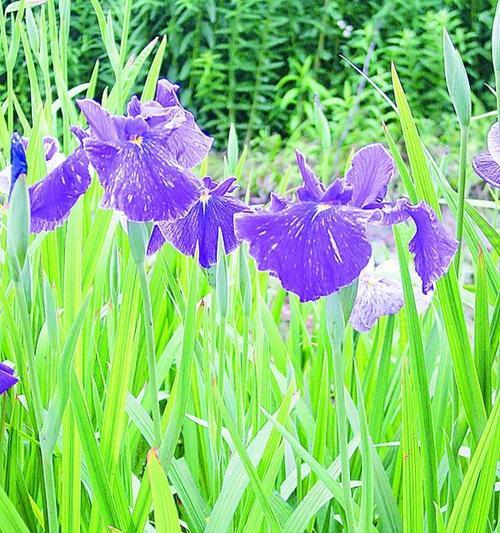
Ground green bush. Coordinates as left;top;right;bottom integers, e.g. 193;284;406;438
1;0;497;147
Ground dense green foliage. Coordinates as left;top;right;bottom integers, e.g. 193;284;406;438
1;0;497;146
0;1;498;532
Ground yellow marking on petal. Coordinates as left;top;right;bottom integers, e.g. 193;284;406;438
131;136;143;145
311;203;332;221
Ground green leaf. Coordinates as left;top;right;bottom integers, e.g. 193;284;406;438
446;397;500;532
394;226;437;533
0;484;30;532
141;36;167;101
401;359;424;533
443;29;471;126
227;122;238;175
391;65;486;443
7;175;30;282
147;449;182;533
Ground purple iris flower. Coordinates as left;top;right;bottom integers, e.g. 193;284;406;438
1;135;68;198
5;132;91;233
472;122;500;188
77;79;213;222
235;144;458;302
7;133;28;195
147;176;248;268
0;362;18;394
350;259;433;332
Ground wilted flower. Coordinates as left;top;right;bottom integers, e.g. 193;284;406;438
0;362;18;394
350;258;433;332
4;132;91;233
236;144;457;302
472;122;500;188
148;176;248;268
77;79;213;222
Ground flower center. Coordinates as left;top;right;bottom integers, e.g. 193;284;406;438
311;203;332;221
130;135;143;145
200;190;210;204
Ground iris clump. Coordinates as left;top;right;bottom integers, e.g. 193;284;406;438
236;144;458;302
6;106;458;323
3;80;213;234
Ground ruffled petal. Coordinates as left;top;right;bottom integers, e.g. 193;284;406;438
295;150;325;201
155;79;181;107
236;202;372;302
158;111;213;168
371;199;458;293
269;193;290;212
487;122;500;166
345;143;394;207
0;363;18;394
29;148;92;233
472;151;500;188
158;194;248;268
77;99;122;142
83;131;200;222
43;136;60;161
350;264;404;332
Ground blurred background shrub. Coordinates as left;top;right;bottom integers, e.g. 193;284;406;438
0;0;496;152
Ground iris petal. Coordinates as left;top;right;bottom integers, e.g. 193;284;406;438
345;143;394;207
472;151;500;188
77;99;121;142
157;190;248;268
350;274;404;332
295;150;325;201
147;225;167;255
487;122;500;166
236;202;372;302
29;147;92;233
371;199;458;293
159;111;213;168
83;131;200;222
0;363;18;394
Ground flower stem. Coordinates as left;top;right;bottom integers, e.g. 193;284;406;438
136;262;162;446
326;293;356;531
454;123;469;273
14;280;58;533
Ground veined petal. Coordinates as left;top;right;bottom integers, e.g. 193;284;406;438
77;99;122;142
155;79;181;107
345;143;394;207
350;272;404;332
295;150;325;201
371;199;457;293
159;111;213;168
236;202;372;302
29;148;91;233
158;193;248;267
0;362;18;394
472;151;500;188
83;131;200;222
487;122;500;165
